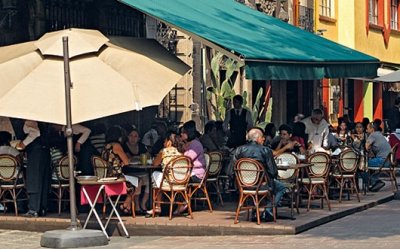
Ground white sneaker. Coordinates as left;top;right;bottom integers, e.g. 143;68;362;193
0;204;4;211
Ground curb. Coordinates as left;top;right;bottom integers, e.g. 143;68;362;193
0;194;394;236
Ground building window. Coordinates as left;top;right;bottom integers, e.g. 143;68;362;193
391;0;399;30
320;0;333;18
369;0;378;24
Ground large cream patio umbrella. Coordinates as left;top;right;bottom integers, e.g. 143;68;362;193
0;28;189;125
0;29;189;242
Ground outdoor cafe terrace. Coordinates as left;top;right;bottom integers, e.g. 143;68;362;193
0;177;396;236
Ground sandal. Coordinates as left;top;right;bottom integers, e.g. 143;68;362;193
173;204;188;215
119;204;131;215
145;208;161;218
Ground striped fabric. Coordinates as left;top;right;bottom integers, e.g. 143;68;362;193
90;133;106;154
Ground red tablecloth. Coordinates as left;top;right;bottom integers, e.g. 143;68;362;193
80;182;127;205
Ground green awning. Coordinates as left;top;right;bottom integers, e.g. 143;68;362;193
119;0;380;80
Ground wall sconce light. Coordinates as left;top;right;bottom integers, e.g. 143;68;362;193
316;29;327;36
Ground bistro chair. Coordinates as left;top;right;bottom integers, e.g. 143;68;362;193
368;143;399;192
92;155;108;178
333;149;360;202
0;155;26;216
205;151;224;206
51;154;77;215
275;152;300;217
303;152;331;211
189;153;213;212
152;155;193;220
92;155;136;218
234;158;275;225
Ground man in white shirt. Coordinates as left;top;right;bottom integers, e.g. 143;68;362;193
54;124;94;175
301;109;330;153
17;120;51;218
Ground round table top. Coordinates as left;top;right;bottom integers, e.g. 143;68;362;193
77;177;126;185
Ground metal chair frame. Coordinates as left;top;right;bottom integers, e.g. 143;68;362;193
205;151;224;206
152;156;193;220
368;143;399;192
51;154;77;215
189;153;213;212
333;149;360;202
276;152;300;217
0;154;26;216
234;158;276;225
303;152;332;211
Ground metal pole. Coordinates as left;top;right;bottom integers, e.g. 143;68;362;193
62;36;79;230
201;44;207;130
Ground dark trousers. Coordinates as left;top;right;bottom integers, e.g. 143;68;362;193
26;145;51;212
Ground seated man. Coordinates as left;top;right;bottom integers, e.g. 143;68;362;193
231;127;286;221
365;122;391;192
199;120;220;152
273;124;305;157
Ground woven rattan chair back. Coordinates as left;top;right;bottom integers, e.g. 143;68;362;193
338;149;358;173
276;153;298;180
0;155;20;181
307;152;331;177
207;151;223;178
92;155;108;178
235;158;265;189
390;143;398;167
55;155;77;181
162;155;192;186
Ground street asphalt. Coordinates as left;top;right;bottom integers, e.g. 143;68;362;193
1;199;399;249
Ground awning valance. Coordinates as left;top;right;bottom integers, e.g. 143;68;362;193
119;0;380;80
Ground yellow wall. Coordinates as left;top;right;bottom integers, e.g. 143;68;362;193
337;0;355;48
353;0;400;64
314;0;400;65
314;0;338;41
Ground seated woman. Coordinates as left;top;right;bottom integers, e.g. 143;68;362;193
335;121;352;148
146;131;182;216
122;127;147;159
0;131;21;159
102;126;141;215
175;120;206;215
121;126;149;214
351;122;367;152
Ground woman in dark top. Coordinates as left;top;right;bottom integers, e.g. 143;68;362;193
122;128;147;159
102;126;140;215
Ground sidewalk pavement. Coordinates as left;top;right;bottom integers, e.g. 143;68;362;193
0;177;397;236
1;199;400;249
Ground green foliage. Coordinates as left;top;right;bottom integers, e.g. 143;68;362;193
207;52;272;124
207;52;243;120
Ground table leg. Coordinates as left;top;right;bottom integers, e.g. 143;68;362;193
148;168;153;210
104;194;130;238
82;185;110;240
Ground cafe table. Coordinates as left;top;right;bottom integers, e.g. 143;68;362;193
78;177;130;240
276;163;313;219
127;161;161;209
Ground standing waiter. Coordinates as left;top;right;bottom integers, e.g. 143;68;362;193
17;120;51;217
223;95;253;148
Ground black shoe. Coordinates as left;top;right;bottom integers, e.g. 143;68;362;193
264;211;274;222
39;209;47;217
23;210;38;218
251;210;265;222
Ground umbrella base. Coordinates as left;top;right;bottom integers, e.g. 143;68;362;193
40;229;108;248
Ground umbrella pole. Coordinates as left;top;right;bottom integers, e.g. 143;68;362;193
62;36;79;230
